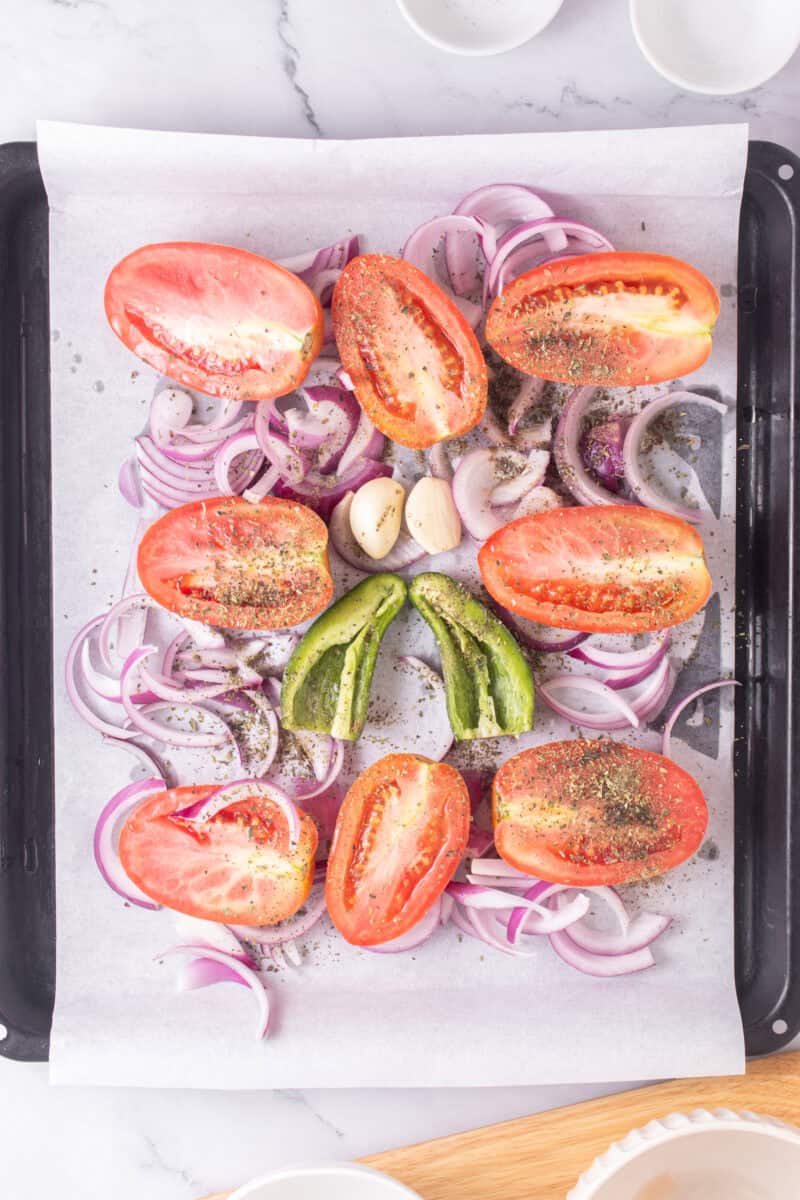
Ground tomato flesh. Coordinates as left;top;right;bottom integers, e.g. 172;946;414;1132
326;753;470;946
486;251;720;387
478;504;711;633
105;242;324;401
493;739;708;886
137;496;334;630
332;254;487;449
119;785;318;924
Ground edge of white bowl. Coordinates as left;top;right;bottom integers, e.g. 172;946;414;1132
629;0;800;95
395;0;563;57
567;1108;800;1200
228;1161;422;1200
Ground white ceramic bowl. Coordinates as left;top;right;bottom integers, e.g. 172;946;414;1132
568;1108;800;1200
396;0;563;57
630;0;800;95
228;1162;421;1200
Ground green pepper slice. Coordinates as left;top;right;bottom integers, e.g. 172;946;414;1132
409;572;534;741
281;573;407;741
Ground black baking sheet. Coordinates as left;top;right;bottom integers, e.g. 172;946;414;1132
0;138;797;1063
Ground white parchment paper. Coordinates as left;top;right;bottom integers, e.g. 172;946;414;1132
40;120;748;1088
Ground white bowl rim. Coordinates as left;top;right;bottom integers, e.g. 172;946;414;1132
629;0;800;95
228;1161;421;1200
569;1109;800;1199
395;0;564;58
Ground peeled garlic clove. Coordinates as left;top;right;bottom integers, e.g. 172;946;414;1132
404;476;462;556
349;477;405;560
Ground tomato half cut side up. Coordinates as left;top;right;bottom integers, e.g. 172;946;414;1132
478;504;712;634
119;785;318;924
326;753;470;946
137;496;334;630
332;254;488;449
104;242;324;401
486;251;720;387
493;740;708;886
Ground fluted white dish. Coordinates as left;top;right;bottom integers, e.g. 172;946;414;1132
228;1162;421;1200
568;1108;800;1199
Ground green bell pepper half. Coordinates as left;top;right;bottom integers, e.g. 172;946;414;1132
280;572;407;741
409;572;534;741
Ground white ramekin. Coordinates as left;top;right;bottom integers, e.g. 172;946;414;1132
227;1162;421;1200
568;1108;800;1199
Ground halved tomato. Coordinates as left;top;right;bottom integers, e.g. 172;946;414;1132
137;496;334;630
104;242;324;401
332;254;487;449
493;739;708;886
486;251;720;387
326;753;470;946
478;504;711;633
119;785;318;924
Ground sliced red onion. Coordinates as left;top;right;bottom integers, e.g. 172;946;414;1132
465;828;494;857
279;234;360;285
452;448;530;540
118;457;142;508
180;397;245;441
171;914;255;966
506;882;590;942
206;692;279;777
242;463;281;503
121;648;232;748
139;467;216;509
556;894;671;956
490;448;550;506
440;892;455;926
292;785;343;841
623;391;730;523
572;630;671;672
554;387;633;507
159;945;270;1038
539;674;640;730
255;402;309;485
508;376;548;438
181;619;226;650
446;881;548;913
464;906;537;956
448;184;559;296
65;617;138;739
511;485;563;520
98;593;156;671
136;435;217;485
94;776;165;908
429;443;453;482
149;387;194;449
662;679;740;757
466;873;533;892
228;881;327;947
177;956;252;989
138;661;254;704
549;928;655;977
469;857;531;879
101;734;169;781
487;219;614;299
275;458;393;520
177;778;301;850
581;417;630;495
295;385;361;474
460;769;490;814
290;735;345;799
213;429;264;495
329;491;425;572
403;214;496;296
488;600;589;654
336;409;385;477
366;897;443;953
80;639;158;705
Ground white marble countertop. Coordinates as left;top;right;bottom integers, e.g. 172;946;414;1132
1;2;799;1197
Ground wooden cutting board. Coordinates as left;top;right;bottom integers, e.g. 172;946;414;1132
205;1051;800;1200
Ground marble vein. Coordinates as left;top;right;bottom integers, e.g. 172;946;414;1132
276;0;322;137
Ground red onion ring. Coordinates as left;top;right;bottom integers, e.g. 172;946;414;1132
65;617;138;739
556;895;671;956
328;492;425;572
488;600;589;654
571;630;671;672
94;776;165;909
447;183;560;296
452;447;530;540
506;883;591;940
98;593;156;671
228;881;327;947
213;429;264;495
554;387;633;507
176;778;301;850
366;897;443;953
118;457;142;508
158;945;270;1039
429;444;453;482
120;648;232;748
490;448;550;506
538;675;641;730
487;219;614;299
623;391;730;523
548;928;655;977
662;679;740;757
